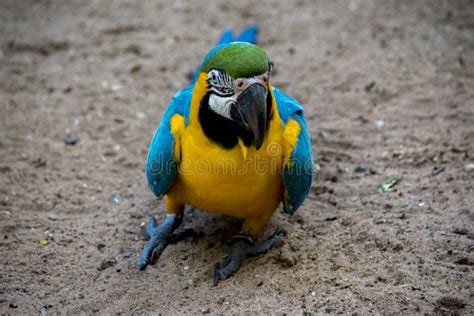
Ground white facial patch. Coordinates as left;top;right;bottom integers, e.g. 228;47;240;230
208;93;236;120
206;69;269;120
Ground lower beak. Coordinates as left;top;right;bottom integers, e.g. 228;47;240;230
230;84;267;149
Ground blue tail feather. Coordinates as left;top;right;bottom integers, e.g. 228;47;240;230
235;25;259;44
216;28;234;45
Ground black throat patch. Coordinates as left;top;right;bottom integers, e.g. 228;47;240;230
198;91;273;149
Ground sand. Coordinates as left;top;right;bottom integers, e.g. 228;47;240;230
1;0;473;314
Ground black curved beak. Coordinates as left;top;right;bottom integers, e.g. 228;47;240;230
230;84;267;149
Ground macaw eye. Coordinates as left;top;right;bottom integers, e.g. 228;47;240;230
262;75;268;83
208;70;218;81
236;79;244;88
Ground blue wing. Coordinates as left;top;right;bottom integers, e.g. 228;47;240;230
273;88;314;215
190;25;259;84
146;86;192;199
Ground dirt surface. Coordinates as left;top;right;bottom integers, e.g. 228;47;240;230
1;0;473;314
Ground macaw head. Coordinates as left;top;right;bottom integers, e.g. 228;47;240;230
196;42;273;150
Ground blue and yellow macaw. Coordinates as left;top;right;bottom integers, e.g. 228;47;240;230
137;26;313;285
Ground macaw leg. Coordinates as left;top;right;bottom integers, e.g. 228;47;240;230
212;217;286;286
136;199;184;270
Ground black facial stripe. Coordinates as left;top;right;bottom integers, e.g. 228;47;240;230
207;89;234;98
207;69;235;96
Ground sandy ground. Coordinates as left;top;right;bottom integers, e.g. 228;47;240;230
1;0;473;314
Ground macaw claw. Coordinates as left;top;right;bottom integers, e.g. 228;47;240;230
212;228;287;286
136;214;180;270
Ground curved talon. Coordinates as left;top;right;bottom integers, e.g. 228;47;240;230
212;262;222;286
136;214;180;270
137;234;168;270
213;241;249;286
213;228;286;286
250;228;287;255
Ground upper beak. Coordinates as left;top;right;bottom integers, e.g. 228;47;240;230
230;83;268;150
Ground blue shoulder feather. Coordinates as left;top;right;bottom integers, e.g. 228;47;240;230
146;86;192;199
273;88;314;215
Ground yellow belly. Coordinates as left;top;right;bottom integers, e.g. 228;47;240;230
168;122;285;219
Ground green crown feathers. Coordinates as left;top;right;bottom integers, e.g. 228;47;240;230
200;42;269;79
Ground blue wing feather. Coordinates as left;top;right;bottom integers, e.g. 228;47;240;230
146;86;193;199
273;88;314;215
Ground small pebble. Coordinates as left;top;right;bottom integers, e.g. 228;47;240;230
111;83;122;92
39;239;49;246
341;218;353;226
97;243;106;252
374;218;387;224
274;249;298;268
44;231;54;240
354;166;368;173
200;307;211;314
136;112;146;119
365;81;376;92
465;163;474;171
130;64;142;73
47;214;59;221
97;258;117;271
64;134;79;145
453;227;468;235
111;194;122;204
